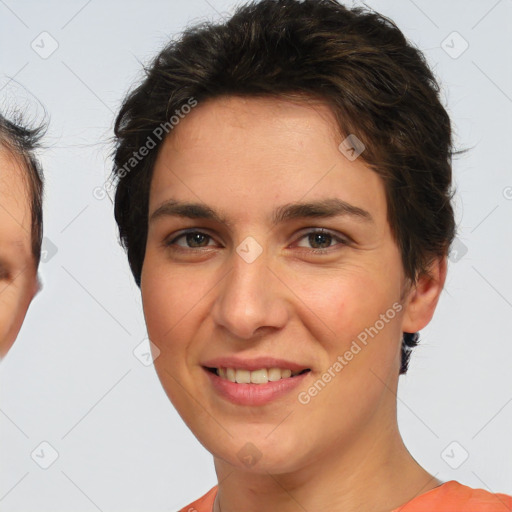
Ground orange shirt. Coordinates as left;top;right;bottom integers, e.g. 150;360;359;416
178;480;512;512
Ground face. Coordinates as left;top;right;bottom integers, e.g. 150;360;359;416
0;147;38;359
141;96;437;474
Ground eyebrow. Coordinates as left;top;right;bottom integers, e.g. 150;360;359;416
149;198;373;227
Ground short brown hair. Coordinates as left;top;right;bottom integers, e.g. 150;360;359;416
112;0;458;374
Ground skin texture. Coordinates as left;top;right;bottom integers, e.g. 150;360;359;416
141;96;447;512
0;147;38;359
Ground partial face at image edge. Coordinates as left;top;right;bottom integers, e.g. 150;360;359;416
0;146;39;359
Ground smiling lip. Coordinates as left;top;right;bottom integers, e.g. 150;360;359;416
203;367;310;406
201;356;311;406
201;356;309;372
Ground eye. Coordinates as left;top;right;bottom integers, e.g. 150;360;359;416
294;228;348;253
163;228;349;254
164;230;217;250
0;264;11;280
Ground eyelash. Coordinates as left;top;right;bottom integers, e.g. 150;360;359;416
164;228;349;254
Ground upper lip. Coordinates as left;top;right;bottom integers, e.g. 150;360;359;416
201;356;310;372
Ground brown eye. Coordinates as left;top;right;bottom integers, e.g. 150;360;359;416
295;229;348;252
307;232;333;249
165;230;216;249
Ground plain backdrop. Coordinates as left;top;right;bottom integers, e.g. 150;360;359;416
0;0;511;510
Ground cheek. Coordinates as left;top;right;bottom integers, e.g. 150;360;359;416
296;281;403;444
294;267;404;409
0;300;15;356
0;282;33;357
140;263;215;424
140;262;211;355
296;267;402;345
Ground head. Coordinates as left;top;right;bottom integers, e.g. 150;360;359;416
0;111;44;358
112;0;455;473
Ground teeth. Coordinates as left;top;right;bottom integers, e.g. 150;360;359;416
268;368;282;382
215;367;304;384
250;369;268;384
236;369;251;384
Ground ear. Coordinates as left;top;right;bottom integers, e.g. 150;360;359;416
401;255;448;333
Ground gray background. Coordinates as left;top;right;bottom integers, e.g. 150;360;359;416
0;0;511;510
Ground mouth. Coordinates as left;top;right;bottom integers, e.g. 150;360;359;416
204;366;311;384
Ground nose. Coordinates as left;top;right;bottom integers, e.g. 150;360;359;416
211;245;289;340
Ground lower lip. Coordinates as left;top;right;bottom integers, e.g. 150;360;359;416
203;367;310;406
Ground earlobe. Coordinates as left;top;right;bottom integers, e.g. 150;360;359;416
401;255;448;333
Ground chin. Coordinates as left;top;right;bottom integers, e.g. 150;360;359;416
202;427;308;474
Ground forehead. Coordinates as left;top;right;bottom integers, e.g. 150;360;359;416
0;146;32;256
150;95;387;223
167;95;342;156
0;144;29;193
